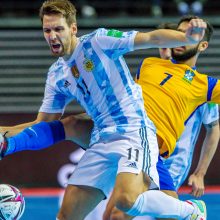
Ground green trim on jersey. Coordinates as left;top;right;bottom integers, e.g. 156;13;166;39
107;29;123;38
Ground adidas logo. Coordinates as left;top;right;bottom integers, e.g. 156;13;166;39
127;162;138;169
64;80;71;88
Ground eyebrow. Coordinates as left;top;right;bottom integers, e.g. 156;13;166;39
55;26;64;29
43;25;64;29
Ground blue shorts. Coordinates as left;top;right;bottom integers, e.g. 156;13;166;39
157;156;176;191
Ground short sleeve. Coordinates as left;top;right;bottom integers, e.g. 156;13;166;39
95;28;138;58
208;76;220;103
200;103;219;125
39;78;72;114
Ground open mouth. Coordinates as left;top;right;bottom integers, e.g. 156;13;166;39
51;43;62;52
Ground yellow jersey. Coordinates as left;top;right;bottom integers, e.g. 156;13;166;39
136;57;220;157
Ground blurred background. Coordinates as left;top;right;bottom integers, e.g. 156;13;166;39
0;0;220;219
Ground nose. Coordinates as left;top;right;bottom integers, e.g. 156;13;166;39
49;31;57;41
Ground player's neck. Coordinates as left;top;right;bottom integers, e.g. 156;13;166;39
173;56;197;69
63;36;79;60
183;59;197;68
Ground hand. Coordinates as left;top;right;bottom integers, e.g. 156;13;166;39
103;194;115;220
185;19;207;44
110;207;133;220
0;128;9;137
188;173;205;197
103;201;133;220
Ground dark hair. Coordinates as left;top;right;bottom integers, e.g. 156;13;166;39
157;22;177;30
177;15;214;42
39;0;77;26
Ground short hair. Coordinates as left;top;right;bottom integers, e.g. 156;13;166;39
39;0;77;26
177;15;214;42
157;22;177;30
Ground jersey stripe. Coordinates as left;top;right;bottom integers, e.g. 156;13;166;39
115;58;146;127
84;41;128;132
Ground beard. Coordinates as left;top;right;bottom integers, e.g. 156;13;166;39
171;45;199;62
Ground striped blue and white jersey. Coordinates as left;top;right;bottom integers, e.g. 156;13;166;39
164;103;219;190
39;28;152;144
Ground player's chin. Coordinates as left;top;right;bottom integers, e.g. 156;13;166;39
51;49;64;57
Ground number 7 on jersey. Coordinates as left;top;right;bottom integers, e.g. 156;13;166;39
160;73;173;86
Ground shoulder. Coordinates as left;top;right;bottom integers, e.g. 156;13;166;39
142;57;167;66
194;70;209;80
199;103;219;124
79;28;108;43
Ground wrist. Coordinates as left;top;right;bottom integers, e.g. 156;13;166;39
194;171;206;177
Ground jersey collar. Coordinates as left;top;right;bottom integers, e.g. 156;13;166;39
171;58;197;70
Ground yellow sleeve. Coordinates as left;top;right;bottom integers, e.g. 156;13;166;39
209;78;220;104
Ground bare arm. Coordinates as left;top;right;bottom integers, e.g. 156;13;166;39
134;18;206;50
188;120;220;197
0;112;62;137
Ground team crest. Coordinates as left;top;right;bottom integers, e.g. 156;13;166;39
83;59;94;72
71;65;80;78
182;69;195;84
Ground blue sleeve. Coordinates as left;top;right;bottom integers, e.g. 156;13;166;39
6;121;65;156
207;76;218;101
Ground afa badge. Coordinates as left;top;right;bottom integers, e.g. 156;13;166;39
182;69;195;84
83;59;94;72
71;65;80;78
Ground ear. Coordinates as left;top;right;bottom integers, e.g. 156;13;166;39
198;41;208;52
71;23;77;35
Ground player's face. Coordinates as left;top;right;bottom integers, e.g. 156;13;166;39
171;21;199;62
43;14;77;57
